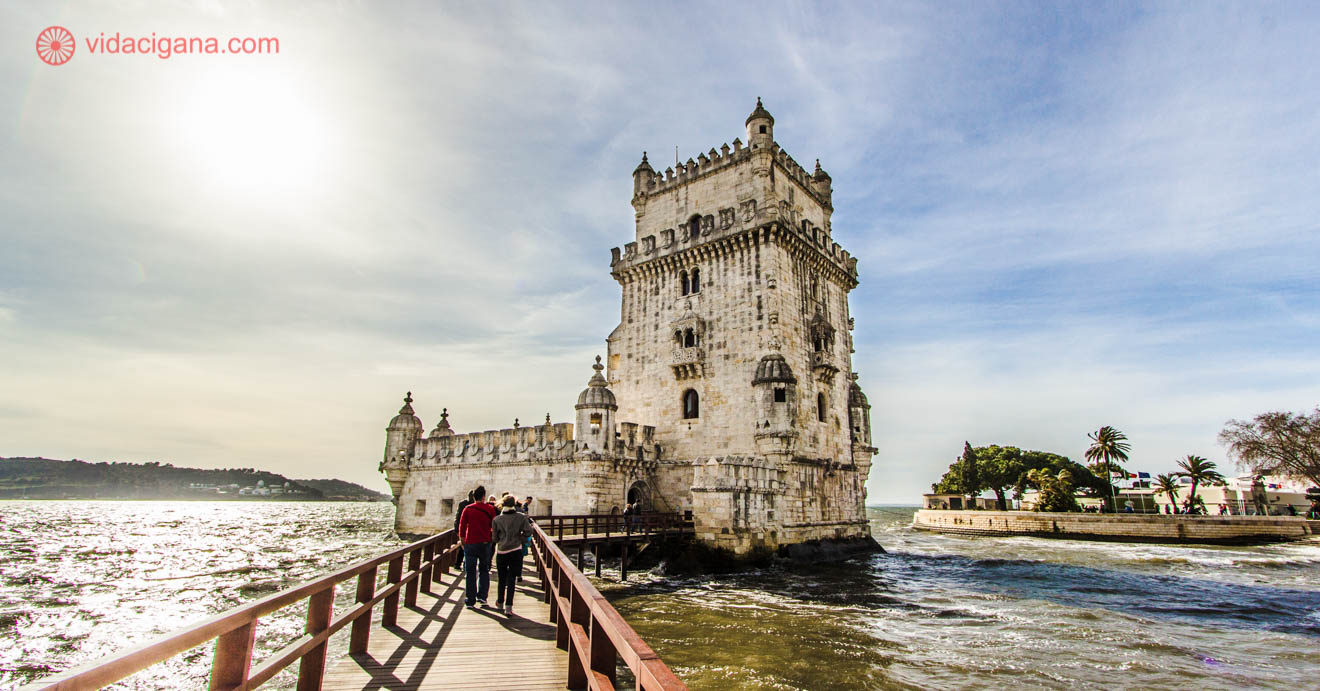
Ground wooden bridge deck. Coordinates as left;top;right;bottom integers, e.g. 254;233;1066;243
322;561;566;690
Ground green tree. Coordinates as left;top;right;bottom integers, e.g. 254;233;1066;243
1219;409;1320;488
1025;468;1080;512
960;442;980;505
1085;426;1131;512
1154;473;1180;511
1175;455;1225;514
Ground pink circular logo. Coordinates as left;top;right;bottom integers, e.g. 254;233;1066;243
36;26;75;66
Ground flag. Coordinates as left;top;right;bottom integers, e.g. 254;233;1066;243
1138;472;1151;479
1129;473;1138;478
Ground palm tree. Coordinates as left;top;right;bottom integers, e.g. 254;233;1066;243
1176;455;1225;515
1085;426;1131;513
1154;473;1180;513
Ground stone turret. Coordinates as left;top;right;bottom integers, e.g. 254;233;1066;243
812;158;833;210
745;97;774;150
382;392;422;503
574;356;617;454
632;151;654;199
848;376;873;450
752;350;799;458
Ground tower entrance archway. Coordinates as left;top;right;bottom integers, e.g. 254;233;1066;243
626;480;649;511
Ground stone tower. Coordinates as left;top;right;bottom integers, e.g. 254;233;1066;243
379;100;875;556
607;99;875;553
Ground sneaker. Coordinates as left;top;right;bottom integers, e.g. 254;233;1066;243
504;605;513;615
477;599;488;608
465;603;475;610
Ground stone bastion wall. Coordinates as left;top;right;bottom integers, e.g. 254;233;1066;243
912;509;1315;545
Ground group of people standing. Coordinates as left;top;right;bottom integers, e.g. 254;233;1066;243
454;486;535;614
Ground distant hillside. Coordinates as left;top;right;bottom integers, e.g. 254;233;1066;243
292;478;390;502
0;457;389;501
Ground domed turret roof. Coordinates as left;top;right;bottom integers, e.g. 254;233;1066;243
745;97;774;126
849;381;870;408
388;392;423;430
575;356;618;410
633;151;654;174
753;352;796;384
428;408;454;438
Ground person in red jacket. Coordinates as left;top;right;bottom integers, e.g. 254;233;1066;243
458;485;498;608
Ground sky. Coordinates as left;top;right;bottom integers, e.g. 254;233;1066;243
2;2;1317;504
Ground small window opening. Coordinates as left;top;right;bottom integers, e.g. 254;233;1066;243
680;271;690;296
759;125;767;134
817;393;827;422
690;267;701;293
674;329;684;345
589;413;602;435
414;499;427;517
688;215;701;240
683;328;697;348
682;389;700;419
773;388;787;403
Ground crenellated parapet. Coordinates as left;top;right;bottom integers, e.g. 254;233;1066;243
611;219;858;290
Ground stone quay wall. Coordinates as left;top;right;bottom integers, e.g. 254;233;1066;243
913;509;1315;545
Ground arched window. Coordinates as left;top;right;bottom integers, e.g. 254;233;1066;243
683;328;697;348
589;413;602;435
680;271;690;296
688;215;701;240
690;267;701;293
773;387;787;403
674;329;684;345
682;389;700;419
817;393;827;422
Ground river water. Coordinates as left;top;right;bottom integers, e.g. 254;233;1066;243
2;502;1318;689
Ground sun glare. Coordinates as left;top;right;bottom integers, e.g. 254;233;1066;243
174;67;331;196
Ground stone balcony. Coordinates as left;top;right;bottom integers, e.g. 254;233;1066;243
811;350;839;381
671;346;705;380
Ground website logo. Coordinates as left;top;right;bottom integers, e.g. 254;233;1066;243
36;26;75;66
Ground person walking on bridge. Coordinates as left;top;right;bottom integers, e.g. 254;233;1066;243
454;489;474;569
492;495;533;615
458;485;497;609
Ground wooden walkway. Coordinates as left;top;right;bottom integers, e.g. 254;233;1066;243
323;562;566;690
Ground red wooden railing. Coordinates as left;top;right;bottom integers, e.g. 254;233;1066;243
24;517;688;691
530;521;688;690
25;530;460;690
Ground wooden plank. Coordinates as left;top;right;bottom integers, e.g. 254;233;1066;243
322;562;567;691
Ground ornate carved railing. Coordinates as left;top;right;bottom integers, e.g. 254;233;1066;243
530;521;688;690
25;531;459;691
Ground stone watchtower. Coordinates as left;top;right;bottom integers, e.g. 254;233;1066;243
607;99;876;553
379;100;875;556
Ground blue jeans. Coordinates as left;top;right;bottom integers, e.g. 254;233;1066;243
462;543;491;605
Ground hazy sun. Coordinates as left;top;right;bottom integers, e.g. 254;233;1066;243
174;66;331;196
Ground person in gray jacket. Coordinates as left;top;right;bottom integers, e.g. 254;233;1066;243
491;495;534;615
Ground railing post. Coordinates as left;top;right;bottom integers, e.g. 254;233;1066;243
567;589;590;688
420;543;434;595
594;543;602;578
209;621;255;691
296;587;334;691
405;547;422;607
589;615;618;686
555;567;570;651
383;555;403;627
349;565;378;654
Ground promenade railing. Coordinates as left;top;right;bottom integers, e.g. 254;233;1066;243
529;520;688;691
26;515;689;691
26;529;459;691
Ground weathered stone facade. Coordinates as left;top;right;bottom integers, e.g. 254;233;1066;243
381;101;876;554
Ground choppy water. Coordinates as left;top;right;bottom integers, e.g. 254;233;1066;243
3;502;1319;690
